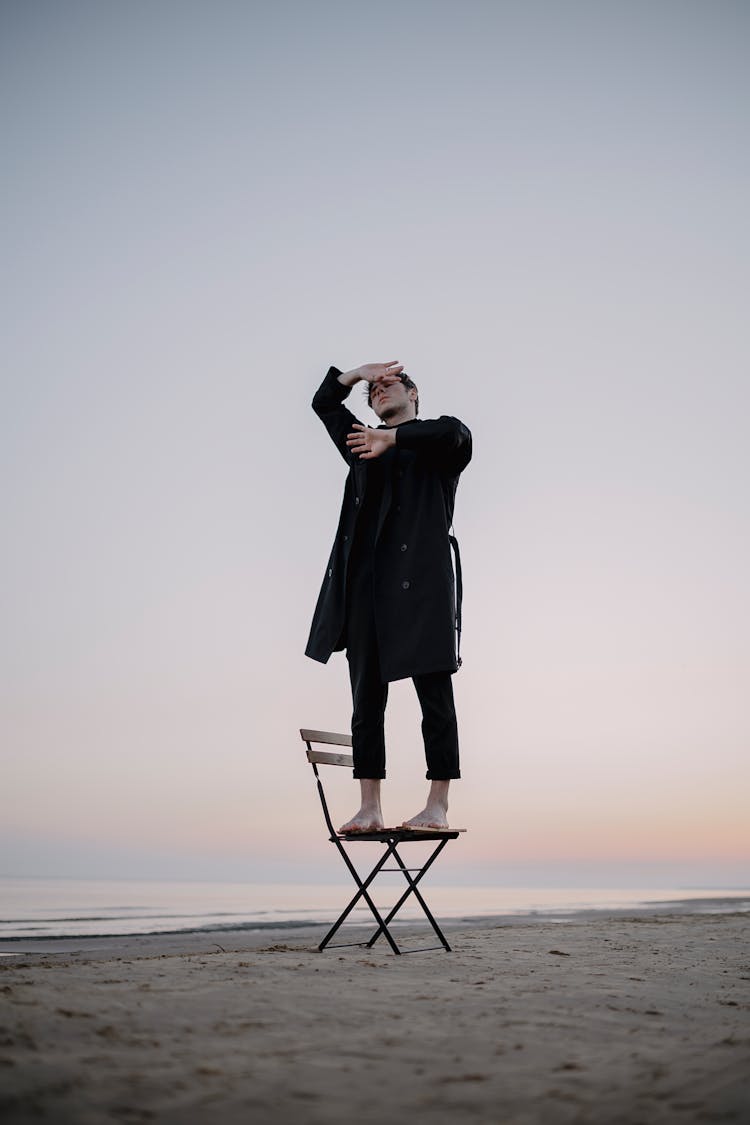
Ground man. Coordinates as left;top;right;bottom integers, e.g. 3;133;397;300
305;360;472;832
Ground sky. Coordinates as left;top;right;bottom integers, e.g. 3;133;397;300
2;0;748;887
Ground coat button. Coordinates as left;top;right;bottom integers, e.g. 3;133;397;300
401;580;410;590
343;534;348;541
354;496;360;505
328;568;333;577
400;543;407;552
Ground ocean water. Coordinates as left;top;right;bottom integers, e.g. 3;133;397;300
1;878;749;941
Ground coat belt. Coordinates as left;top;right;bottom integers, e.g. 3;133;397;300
449;534;463;669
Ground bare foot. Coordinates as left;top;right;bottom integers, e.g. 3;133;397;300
402;779;450;829
338;778;384;833
338;809;385;834
401;807;448;829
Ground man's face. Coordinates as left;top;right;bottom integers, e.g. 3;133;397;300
370;376;417;422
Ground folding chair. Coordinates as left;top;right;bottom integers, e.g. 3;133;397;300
301;728;465;955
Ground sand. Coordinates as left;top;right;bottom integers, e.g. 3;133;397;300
1;912;749;1124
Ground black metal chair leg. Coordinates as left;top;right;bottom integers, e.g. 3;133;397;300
366;838;452;951
318;840;402;955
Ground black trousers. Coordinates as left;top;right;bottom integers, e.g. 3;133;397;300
345;565;460;781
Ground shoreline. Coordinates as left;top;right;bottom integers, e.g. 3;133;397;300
2;894;749;961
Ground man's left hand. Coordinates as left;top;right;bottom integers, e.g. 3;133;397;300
346;423;396;460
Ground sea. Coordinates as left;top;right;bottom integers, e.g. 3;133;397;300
1;877;749;942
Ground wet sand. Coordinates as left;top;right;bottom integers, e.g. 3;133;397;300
1;912;749;1124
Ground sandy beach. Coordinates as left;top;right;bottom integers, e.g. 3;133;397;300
1;911;749;1124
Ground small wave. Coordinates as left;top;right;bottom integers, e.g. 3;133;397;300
0;918;333;942
0;912;245;925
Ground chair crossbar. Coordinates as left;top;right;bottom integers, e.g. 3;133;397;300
322;940;374;950
320;939;448;955
396;945;447;954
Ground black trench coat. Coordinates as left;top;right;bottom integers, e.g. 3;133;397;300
305;366;472;683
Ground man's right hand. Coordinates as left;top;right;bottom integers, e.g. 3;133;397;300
338;361;404;388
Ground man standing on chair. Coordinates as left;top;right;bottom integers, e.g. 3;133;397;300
305;361;472;833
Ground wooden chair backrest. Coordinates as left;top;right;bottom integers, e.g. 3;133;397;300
300;728;353;839
300;728;353;769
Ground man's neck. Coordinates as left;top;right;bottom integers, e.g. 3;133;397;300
379;406;416;427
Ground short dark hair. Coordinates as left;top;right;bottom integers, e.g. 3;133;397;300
366;373;420;416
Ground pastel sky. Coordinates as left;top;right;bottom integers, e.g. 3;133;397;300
2;0;748;887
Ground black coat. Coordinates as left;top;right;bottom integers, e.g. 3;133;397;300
305;366;472;682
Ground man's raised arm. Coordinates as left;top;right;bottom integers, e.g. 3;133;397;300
336;361;404;389
312;361;404;463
